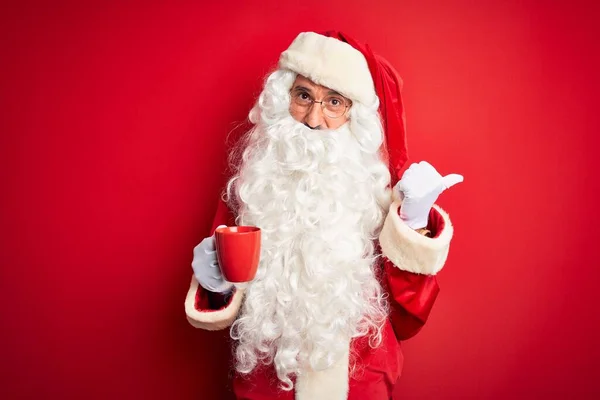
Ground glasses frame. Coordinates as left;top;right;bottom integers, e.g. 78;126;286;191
290;92;352;119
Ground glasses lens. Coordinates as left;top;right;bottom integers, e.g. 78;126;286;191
323;108;342;118
291;92;311;107
323;96;347;118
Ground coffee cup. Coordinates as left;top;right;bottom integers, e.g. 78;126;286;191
214;226;261;283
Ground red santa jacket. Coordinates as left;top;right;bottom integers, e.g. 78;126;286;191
185;198;453;400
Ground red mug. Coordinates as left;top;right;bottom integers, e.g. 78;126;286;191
214;226;261;283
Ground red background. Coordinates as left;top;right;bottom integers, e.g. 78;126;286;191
2;1;599;399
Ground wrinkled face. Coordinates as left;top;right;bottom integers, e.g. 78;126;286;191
289;75;352;130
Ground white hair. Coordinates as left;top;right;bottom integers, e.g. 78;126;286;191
225;68;392;390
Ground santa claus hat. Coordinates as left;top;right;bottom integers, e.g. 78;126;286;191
278;31;409;185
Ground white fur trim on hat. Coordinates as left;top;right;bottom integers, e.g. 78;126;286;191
379;201;453;275
279;32;377;105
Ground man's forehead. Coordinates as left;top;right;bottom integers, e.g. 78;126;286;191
292;75;343;96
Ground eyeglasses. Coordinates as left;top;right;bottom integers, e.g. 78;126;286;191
290;90;352;119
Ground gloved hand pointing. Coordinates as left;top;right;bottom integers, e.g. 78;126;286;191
393;161;463;230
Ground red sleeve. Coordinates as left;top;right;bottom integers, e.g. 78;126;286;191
427;206;446;239
197;195;238;311
381;206;446;340
383;261;439;340
195;285;237;312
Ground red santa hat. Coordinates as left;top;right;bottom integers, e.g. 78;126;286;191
278;31;409;185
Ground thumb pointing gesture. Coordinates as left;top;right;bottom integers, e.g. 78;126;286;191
442;174;464;190
394;161;464;230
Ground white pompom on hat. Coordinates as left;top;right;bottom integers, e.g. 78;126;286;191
278;32;377;106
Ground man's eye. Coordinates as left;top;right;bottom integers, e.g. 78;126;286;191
327;97;344;107
299;93;310;100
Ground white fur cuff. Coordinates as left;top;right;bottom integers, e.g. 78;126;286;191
279;32;376;105
379;201;453;275
184;276;244;331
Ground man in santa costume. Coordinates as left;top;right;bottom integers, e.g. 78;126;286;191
185;31;463;399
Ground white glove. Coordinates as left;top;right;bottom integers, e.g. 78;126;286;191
393;161;463;230
191;225;234;293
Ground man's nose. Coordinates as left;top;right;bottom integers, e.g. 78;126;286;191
304;103;325;129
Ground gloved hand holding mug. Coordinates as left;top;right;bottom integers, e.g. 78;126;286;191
191;225;234;293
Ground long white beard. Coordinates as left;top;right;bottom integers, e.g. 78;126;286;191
227;115;391;390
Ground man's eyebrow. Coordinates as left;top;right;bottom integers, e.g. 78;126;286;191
292;85;313;92
292;86;348;100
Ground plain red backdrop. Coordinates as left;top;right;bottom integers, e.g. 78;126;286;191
1;1;599;399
